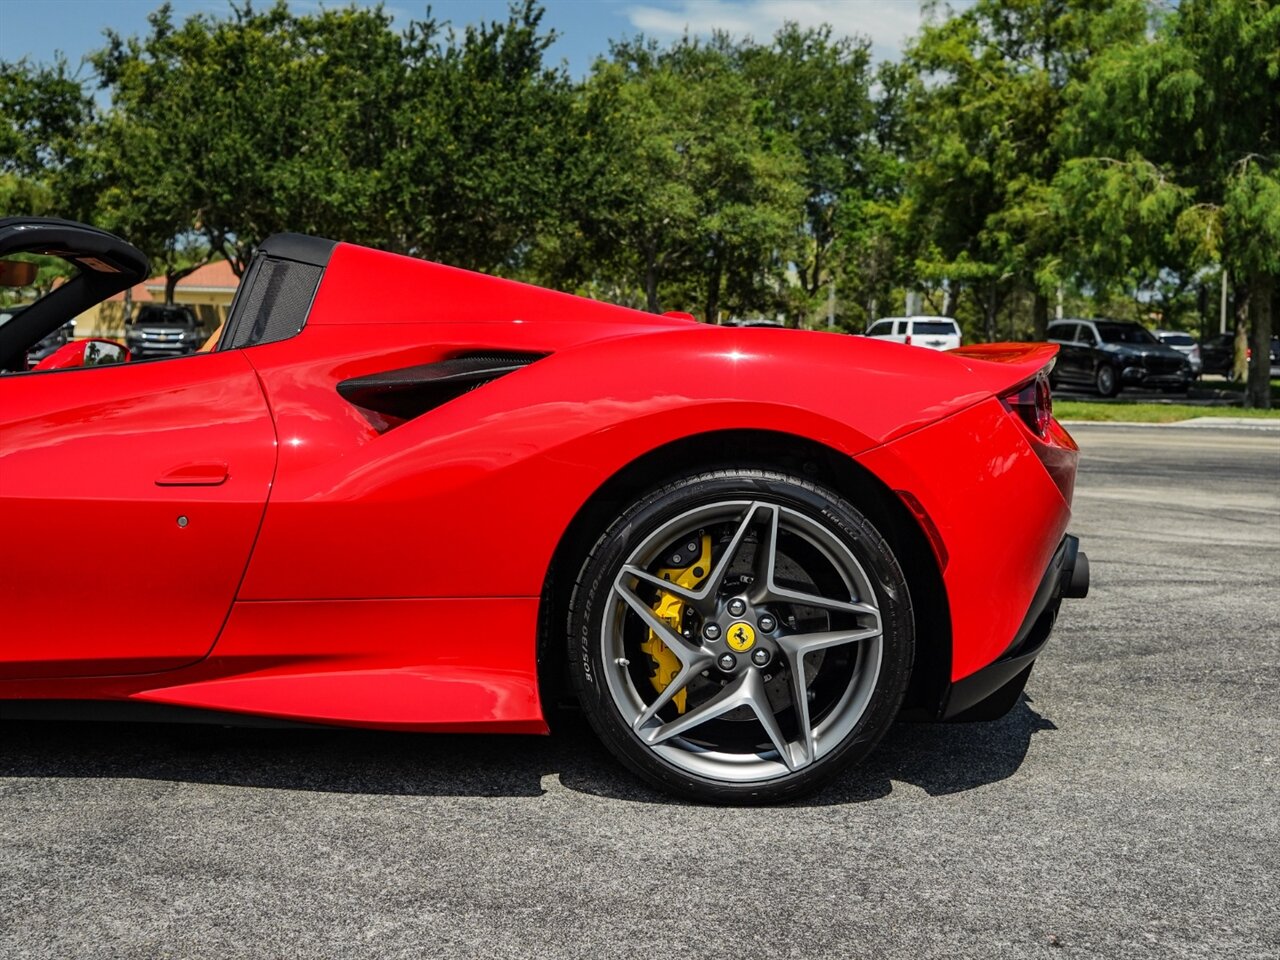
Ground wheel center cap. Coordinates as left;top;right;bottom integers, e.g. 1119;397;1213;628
725;621;757;652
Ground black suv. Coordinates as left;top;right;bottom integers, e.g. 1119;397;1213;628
125;304;206;359
1047;319;1193;397
1198;333;1280;379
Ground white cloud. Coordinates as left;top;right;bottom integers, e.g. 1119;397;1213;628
624;0;943;60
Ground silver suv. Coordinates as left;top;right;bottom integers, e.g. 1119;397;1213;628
125;305;206;359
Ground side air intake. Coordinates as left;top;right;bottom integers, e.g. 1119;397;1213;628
337;351;546;421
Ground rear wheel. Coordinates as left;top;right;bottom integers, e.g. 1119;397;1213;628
567;469;914;804
1095;364;1119;397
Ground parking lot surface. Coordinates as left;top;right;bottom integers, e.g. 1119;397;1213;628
2;424;1277;959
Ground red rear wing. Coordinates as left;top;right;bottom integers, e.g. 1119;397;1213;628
949;342;1059;393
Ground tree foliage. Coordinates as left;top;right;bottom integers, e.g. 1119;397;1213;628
555;37;804;319
0;55;95;218
902;0;1150;338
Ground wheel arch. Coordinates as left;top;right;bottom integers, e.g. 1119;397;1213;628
536;428;952;722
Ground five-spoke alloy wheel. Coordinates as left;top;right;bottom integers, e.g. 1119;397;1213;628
568;469;914;803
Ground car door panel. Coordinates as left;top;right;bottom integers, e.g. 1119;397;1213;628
0;351;276;678
1068;325;1095;383
1048;324;1077;382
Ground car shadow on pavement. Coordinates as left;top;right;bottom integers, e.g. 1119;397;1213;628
0;697;1055;806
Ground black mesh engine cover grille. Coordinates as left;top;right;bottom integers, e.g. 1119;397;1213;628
225;257;324;350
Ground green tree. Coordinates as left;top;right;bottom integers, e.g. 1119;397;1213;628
388;0;570;272
902;0;1149;340
89;1;569;278
560;38;803;320
92;2;408;275
0;56;96;219
737;24;882;324
1059;0;1280;406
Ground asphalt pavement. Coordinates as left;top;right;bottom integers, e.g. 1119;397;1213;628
2;424;1278;959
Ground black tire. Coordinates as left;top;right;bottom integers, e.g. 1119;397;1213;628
566;468;914;804
1095;364;1120;397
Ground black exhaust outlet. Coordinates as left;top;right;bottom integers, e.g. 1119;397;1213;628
1061;535;1090;599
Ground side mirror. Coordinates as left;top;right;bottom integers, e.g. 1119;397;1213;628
33;338;131;371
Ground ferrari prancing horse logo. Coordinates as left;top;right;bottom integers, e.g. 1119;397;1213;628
726;622;756;652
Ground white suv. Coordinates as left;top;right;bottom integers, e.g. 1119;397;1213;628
864;316;962;351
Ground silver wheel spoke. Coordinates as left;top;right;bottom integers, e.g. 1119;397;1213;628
632;657;711;730
613;575;714;730
749;502;781;588
750;504;879;621
787;651;816;765
777;627;881;659
618;564;702;604
759;582;880;620
643;669;802;771
742;668;800;771
618;502;768;616
777;627;879;765
694;502;768;609
612;577;702;660
642;670;752;744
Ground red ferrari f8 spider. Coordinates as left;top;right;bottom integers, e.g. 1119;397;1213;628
0;218;1088;803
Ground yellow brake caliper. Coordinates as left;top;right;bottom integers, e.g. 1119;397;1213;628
641;533;712;715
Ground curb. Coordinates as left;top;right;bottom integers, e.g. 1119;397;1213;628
1060;417;1280;431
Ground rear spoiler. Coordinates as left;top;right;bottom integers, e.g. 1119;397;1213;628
949;342;1059;393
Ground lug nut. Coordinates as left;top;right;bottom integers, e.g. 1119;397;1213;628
758;613;776;632
717;653;737;671
703;623;722;641
751;648;771;667
727;598;747;617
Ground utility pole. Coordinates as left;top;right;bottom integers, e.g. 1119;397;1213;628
827;276;835;329
1220;267;1229;335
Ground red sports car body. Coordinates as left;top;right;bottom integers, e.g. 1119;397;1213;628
0;218;1087;802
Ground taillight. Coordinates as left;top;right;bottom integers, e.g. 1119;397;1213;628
1002;370;1053;439
904;334;913;345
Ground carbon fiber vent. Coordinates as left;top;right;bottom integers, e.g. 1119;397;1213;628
224;258;323;350
220;233;334;351
338;351;546;422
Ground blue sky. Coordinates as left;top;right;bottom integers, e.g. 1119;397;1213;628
0;0;938;79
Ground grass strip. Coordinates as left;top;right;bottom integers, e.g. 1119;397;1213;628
1054;400;1280;422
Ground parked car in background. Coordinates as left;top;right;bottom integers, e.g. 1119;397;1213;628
864;316;962;350
1047;319;1193;397
1153;330;1202;376
0;304;75;367
1202;334;1280;379
1200;333;1246;379
124;304;207;359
